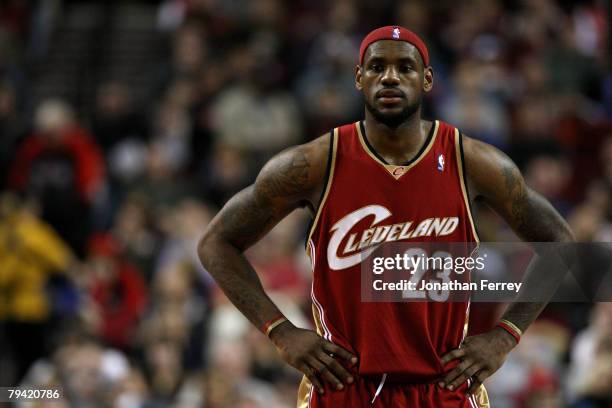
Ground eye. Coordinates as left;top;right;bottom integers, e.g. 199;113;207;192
370;63;383;73
400;64;413;73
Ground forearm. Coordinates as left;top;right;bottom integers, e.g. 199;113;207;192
500;251;560;332
501;232;575;334
500;303;545;334
198;236;284;330
194;140;328;335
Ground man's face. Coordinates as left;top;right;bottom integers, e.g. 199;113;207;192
356;40;433;128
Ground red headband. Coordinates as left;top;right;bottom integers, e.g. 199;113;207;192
359;26;430;67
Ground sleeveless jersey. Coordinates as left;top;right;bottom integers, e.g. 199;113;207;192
306;120;479;382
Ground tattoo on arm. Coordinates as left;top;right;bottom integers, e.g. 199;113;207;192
202;229;277;328
216;187;276;250
198;143;322;330
498;159;574;333
465;137;574;334
258;149;310;198
218;146;314;250
499;159;573;243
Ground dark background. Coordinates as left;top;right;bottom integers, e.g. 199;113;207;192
0;0;611;406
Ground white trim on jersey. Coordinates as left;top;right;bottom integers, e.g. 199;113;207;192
466;379;479;408
308;239;316;273
311;284;333;341
307;382;314;408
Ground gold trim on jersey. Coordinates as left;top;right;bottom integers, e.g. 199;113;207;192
294;305;326;407
454;128;480;243
355;120;439;180
306;129;339;249
296;376;313;408
472;384;491;408
463;299;471;341
296;364;491;408
311;304;324;337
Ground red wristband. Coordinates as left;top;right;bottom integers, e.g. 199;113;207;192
261;315;288;337
497;320;522;344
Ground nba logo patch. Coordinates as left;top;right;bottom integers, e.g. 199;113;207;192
392;27;400;39
437;154;445;171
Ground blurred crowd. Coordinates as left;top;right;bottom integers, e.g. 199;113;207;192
0;0;611;407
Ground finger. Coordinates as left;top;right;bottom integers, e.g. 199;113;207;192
317;351;354;385
322;342;358;365
440;348;466;365
307;356;344;391
467;371;489;395
448;363;481;391
301;364;325;394
440;359;473;387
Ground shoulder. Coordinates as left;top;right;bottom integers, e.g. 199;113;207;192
254;133;332;203
461;134;523;201
462;135;514;170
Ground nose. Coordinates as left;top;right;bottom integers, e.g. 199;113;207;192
381;65;400;86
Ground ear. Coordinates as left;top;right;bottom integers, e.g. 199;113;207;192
423;66;433;93
355;65;363;91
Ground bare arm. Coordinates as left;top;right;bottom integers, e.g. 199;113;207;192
441;136;574;393
198;134;356;393
198;136;327;329
463;136;574;331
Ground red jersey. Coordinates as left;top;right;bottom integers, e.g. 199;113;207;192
306;120;479;382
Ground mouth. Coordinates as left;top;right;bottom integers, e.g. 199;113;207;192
376;89;405;105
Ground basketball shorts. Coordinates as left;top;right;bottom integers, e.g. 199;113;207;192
297;374;490;407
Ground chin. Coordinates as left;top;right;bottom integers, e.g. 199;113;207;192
377;106;406;115
373;113;408;128
365;97;420;127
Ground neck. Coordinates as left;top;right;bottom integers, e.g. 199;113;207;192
363;108;430;165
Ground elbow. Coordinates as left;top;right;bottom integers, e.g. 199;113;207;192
197;229;216;269
563;231;576;243
559;223;576;243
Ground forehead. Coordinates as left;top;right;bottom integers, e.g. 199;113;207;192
363;40;420;63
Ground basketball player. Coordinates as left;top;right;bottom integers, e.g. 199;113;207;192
197;26;573;407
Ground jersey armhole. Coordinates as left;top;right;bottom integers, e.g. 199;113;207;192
305;128;338;249
456;130;481;243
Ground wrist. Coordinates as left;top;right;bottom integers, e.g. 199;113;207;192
494;319;522;349
261;314;288;336
494;326;518;350
268;319;295;345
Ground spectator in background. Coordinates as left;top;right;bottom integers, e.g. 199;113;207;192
523;154;573;216
21;324;142;408
85;233;148;352
132;139;197;219
569;303;612;407
155;21;207;96
93;81;150;223
295;0;361;136
142;260;209;371
206;339;284;408
151;99;192;174
112;192;161;282
0;82;26;187
211;36;303;163
200;142;251;208
8;99;105;255
91;80;148;156
0;192;75;384
143;339;187;405
248;210;310;300
439;58;510;148
155;197;214;284
190;60;228;173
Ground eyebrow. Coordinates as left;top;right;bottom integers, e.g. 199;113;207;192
366;55;418;64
